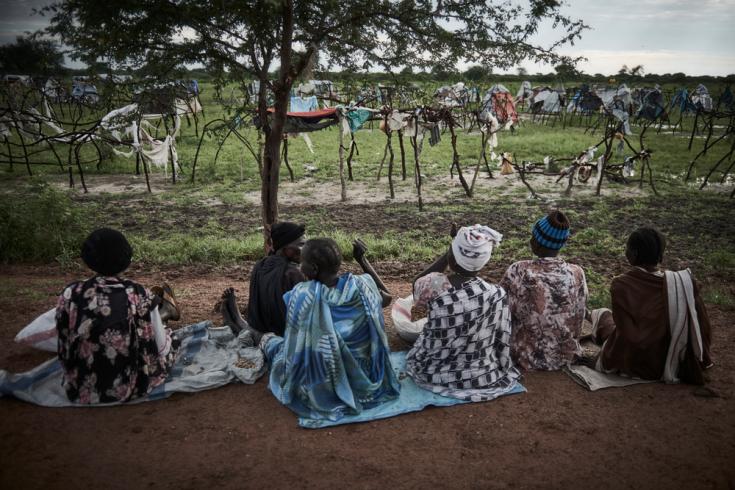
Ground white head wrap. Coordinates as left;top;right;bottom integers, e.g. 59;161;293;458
451;224;503;272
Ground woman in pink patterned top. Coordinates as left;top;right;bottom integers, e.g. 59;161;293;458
499;211;588;371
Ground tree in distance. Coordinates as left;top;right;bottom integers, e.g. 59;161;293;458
0;36;64;77
463;64;492;82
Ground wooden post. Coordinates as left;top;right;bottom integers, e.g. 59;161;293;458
338;113;347;202
398;129;407;180
469;129;486;194
482;129;494;178
387;130;395;199
282;136;294;182
596;123;614;196
18;132;32;176
140;152;152;193
448;121;471;197
646;157;659;195
377;137;388;180
346;133;357;181
3;137;13;172
410;128;424;211
74;144;88;193
162;116;176;184
701;137;735;189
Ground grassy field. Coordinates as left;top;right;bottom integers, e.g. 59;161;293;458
1;81;734;310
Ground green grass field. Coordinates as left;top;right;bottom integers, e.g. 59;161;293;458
1;81;734;309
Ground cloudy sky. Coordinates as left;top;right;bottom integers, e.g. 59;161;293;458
515;0;735;76
1;0;734;76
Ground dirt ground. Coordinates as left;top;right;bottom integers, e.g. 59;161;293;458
1;262;733;490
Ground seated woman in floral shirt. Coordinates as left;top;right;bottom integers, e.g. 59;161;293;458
55;228;178;404
499;211;588;371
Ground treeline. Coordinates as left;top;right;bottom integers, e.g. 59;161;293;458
3;35;732;88
171;66;735;88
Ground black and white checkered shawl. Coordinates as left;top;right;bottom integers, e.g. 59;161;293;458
406;277;521;401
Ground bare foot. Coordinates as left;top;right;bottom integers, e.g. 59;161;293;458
220;288;262;343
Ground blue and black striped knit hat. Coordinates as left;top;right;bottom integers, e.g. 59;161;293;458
532;211;570;250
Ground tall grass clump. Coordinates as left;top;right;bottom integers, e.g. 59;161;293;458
0;182;92;263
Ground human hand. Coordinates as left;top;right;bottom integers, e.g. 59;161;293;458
352;238;368;261
450;222;458;238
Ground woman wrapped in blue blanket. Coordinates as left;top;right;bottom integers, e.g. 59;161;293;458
224;238;400;421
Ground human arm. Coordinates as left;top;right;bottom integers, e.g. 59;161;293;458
353;239;392;308
55;287;72;362
498;263;515;297
412;222;457;288
283;264;307;291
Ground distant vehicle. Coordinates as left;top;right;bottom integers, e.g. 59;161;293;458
71;78;99;104
2;74;32;85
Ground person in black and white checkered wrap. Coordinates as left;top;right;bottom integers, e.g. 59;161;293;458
406;224;521;401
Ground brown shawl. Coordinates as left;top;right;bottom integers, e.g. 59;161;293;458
598;268;712;383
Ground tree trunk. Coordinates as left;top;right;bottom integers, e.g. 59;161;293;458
259;0;295;252
260;99;287;252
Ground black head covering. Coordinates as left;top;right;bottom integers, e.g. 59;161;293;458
81;228;133;276
270;222;305;252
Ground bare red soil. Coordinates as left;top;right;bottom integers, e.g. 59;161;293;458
1;264;733;489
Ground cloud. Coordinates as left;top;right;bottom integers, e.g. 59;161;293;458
501;48;735;76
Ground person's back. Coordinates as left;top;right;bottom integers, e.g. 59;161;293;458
596;228;713;383
500;211;588;371
407;224;521;401
259;238;399;421
56;229;176;404
247;222;306;336
247;254;303;335
597;268;669;379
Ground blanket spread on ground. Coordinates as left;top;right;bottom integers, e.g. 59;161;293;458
0;322;265;407
297;351;526;429
564;365;654;391
2;327;525;424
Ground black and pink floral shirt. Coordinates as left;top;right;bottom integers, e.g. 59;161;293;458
55;276;176;404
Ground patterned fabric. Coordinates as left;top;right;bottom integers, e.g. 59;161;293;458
55;276;176;404
413;272;452;310
451;225;503;271
406;277;521;401
500;258;588;370
262;273;400;421
412;272;453;321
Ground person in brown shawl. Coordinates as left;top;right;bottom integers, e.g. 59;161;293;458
592;228;713;384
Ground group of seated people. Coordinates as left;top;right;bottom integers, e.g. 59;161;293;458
53;212;713;420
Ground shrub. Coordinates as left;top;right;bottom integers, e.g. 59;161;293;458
0;182;92;263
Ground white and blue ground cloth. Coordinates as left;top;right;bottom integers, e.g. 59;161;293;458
0;322;264;407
